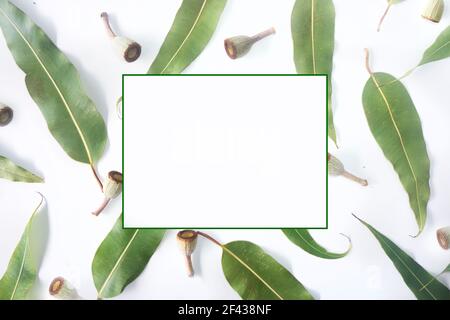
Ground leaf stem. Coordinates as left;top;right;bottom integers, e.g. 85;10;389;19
378;66;418;88
197;231;224;248
377;3;392;32
90;164;103;191
364;48;373;75
101;12;116;38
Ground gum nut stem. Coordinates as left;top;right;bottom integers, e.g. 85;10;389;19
49;277;82;300
437;226;450;250
224;27;275;59
0;104;13;126
328;153;368;186
100;12;141;62
422;0;445;23
177;230;198;277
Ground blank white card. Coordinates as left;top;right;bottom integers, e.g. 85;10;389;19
123;75;326;228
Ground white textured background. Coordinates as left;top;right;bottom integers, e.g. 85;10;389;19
0;0;449;300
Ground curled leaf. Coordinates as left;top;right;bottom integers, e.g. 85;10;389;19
0;155;43;183
148;0;227;74
0;196;45;300
282;229;351;259
355;215;450;300
221;240;314;300
92;215;165;299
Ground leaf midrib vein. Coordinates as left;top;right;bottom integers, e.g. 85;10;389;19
222;245;284;300
375;232;437;300
424;41;450;63
0;167;37;181
371;75;423;229
160;0;208;74
98;229;140;298
311;0;317;74
9;197;43;300
0;6;94;164
293;229;340;258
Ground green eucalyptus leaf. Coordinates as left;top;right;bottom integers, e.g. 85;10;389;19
362;72;430;235
0;0;107;164
355;215;450;300
291;0;336;145
282;229;351;259
0;155;43;183
442;264;450;274
92;215;165;299
419;25;450;66
420;263;450;291
0;196;44;300
221;240;314;300
148;0;227;74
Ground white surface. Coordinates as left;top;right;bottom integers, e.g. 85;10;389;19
0;0;449;300
124;75;326;228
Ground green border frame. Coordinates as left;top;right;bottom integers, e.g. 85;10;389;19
122;74;328;229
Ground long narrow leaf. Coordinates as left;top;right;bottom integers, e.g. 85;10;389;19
362;72;430;235
221;240;314;300
92;215;165;299
149;0;227;74
355;215;450;300
0;196;44;300
0;0;107;164
419;25;450;67
282;229;351;259
291;0;336;144
0;155;42;183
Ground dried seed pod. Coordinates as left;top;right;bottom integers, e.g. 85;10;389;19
224;27;275;59
103;170;123;199
177;230;198;277
422;0;445;23
49;277;82;300
0;103;13;126
92;170;122;216
328;153;368;186
101;12;141;62
436;226;450;250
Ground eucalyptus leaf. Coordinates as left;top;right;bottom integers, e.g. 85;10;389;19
420;263;450;291
0;196;44;300
419;25;450;66
292;0;336;145
92;215;165;299
362;72;430;235
282;229;351;259
221;240;314;300
355;215;450;300
0;155;43;183
148;0;227;74
0;0;107;165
